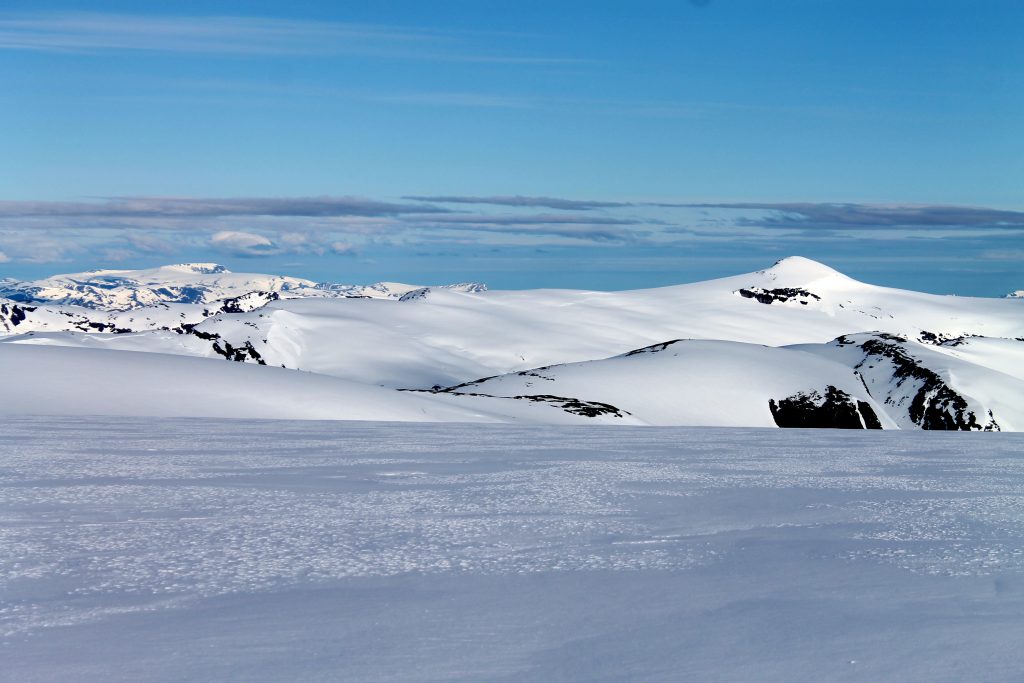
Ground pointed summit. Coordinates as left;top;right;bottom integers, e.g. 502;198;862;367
760;256;842;279
754;256;856;289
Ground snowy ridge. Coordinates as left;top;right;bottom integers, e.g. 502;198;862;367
2;256;1022;429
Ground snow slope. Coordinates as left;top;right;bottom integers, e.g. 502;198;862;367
0;344;652;425
0;344;501;423
10;256;1020;384
4;418;1024;682
3;256;1021;429
434;339;895;428
437;333;1024;431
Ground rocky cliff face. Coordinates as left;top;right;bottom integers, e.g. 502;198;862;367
769;385;883;429
834;334;1003;431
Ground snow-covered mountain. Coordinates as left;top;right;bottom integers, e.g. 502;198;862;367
0;262;487;310
2;256;1021;429
426;339;895;429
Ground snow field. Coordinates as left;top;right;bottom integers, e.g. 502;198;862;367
2;418;1024;681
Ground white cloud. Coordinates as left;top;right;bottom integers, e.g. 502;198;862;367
0;14;440;56
210;230;278;257
0;250;9;263
331;242;358;256
126;233;178;254
978;248;1024;262
0;233;82;263
99;248;138;262
0;13;577;65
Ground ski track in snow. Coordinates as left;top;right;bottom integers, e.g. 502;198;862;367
3;418;1024;681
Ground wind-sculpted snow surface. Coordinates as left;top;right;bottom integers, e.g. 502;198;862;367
2;419;1024;681
2;256;1022;429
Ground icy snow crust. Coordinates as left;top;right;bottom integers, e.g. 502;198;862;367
2;418;1024;681
2;256;1022;429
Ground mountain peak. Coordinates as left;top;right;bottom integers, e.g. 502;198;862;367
762;256;842;279
743;256;857;292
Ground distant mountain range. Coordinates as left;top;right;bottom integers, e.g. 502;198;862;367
2;257;1021;430
0;262;486;309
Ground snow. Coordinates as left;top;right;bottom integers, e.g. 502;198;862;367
3;418;1024;681
3;257;1021;679
437;339;897;428
796;334;1024;431
0;344;501;423
10;257;1021;384
0;263;488;310
3;256;1022;430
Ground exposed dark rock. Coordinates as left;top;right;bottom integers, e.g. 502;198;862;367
769;385;882;429
918;330;976;347
0;302;36;328
208;290;280;315
212;339;266;365
177;325;266;365
434;375;500;393
80;320;132;333
180;325;219;341
404;385;629;419
623;340;684;356
738;287;821;305
398;288;430;302
855;336;997;431
517;370;556;381
510;394;629;418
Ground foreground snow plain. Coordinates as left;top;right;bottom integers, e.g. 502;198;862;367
3;418;1024;682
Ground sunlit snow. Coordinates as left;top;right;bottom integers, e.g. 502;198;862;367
3;418;1024;681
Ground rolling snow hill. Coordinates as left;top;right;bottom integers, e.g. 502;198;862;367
0;344;501;423
2;257;1021;429
430;339;895;429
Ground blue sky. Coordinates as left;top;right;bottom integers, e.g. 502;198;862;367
1;0;1022;294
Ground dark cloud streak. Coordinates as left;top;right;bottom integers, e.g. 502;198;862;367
404;195;633;210
405;213;640;226
0;196;448;218
675;202;1024;230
